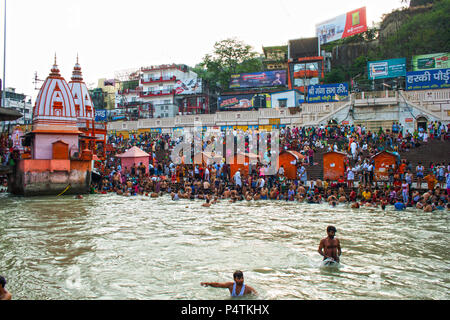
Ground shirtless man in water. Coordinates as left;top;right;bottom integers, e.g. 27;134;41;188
0;276;12;300
318;226;342;263
201;270;257;297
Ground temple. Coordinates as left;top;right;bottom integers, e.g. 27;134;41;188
8;56;97;196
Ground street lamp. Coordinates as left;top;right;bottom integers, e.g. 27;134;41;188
2;0;6;108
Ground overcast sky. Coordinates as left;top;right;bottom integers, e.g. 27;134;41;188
1;0;406;100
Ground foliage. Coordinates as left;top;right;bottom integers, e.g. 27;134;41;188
195;38;263;92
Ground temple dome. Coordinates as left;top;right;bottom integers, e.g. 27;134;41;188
32;56;79;133
68;56;95;122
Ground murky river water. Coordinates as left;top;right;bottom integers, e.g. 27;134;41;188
0;192;449;300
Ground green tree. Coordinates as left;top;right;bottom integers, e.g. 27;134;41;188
196;38;263;92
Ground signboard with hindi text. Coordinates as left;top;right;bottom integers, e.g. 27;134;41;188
405;68;450;91
306;83;349;103
316;7;367;45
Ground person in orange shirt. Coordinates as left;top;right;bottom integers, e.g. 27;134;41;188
424;171;438;192
398;160;406;180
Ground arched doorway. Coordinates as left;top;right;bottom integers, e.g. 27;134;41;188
416;116;428;131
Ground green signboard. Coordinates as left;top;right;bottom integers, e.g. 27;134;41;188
412;53;449;71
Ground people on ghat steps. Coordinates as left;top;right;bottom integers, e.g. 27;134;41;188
21;123;441;211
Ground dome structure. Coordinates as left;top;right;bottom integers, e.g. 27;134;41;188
32;56;79;133
68;56;95;123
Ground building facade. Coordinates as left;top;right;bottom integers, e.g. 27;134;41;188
2;87;33;125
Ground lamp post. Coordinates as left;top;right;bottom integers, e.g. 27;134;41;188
2;0;6;108
22;95;32;127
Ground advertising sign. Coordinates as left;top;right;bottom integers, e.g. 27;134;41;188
368;58;406;80
218;94;272;111
175;78;202;95
316;7;367;45
405;68;450;91
306;83;349;103
412;53;449;71
230;70;286;88
95;109;107;122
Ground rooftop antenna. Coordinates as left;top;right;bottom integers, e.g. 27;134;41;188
33;72;44;90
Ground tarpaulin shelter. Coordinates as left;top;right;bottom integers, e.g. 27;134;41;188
278;150;305;179
323;151;347;181
230;153;259;178
371;151;399;181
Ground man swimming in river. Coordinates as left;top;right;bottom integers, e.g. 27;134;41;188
318;226;342;263
0;276;12;300
201;270;257;297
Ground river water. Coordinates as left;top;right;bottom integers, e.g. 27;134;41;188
0;192;448;300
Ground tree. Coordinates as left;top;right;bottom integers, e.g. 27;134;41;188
196;38;263;92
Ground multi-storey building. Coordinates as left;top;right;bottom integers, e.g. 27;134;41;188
1;87;33;125
111;63;213;119
139;64;193;118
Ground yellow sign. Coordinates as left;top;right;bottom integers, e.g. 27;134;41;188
269;118;280;125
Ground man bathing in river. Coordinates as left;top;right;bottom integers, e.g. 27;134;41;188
0;276;12;300
201;270;257;297
318;226;342;263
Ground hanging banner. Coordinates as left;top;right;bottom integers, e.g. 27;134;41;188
368;58;406;80
412;53;450;71
306;83;349;103
230;70;287;88
316;7;367;45
405;68;450;91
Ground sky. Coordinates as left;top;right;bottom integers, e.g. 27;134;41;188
1;0;406;101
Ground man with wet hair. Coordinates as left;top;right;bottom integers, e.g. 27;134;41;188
0;276;12;300
200;270;257;297
318;226;342;263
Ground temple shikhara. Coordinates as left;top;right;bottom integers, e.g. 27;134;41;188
8;56;106;196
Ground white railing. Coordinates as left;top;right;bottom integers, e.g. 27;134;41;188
107;88;450;132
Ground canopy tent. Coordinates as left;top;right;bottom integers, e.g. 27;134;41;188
116;146;150;174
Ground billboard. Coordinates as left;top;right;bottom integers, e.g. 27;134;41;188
307;83;349;103
230;70;286;89
316;7;367;45
368;58;406;80
175;78;202;95
406;68;450;91
412;53;449;71
218;94;271;111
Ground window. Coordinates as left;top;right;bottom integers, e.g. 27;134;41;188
278;99;288;108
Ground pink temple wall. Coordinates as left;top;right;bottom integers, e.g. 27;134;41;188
120;156;149;174
33;134;79;160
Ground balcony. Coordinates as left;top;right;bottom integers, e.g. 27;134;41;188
117;89;141;95
141;76;177;85
294;70;318;78
139;89;175;98
354;91;398;107
117;101;147;108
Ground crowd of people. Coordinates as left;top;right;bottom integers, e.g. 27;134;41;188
92;123;450;212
